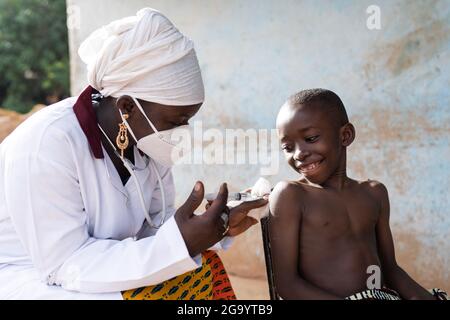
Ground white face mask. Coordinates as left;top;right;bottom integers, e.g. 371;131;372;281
120;97;192;167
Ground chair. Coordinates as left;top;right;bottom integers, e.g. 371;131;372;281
260;216;280;300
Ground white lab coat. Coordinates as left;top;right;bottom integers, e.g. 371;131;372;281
0;97;231;299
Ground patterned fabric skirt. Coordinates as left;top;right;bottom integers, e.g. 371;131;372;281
346;287;448;300
122;250;236;300
345;287;401;300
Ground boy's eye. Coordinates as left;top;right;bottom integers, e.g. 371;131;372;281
305;135;319;143
281;145;293;152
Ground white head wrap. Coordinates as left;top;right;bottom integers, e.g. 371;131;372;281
78;8;204;106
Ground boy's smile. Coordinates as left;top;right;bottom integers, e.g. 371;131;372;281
297;159;324;174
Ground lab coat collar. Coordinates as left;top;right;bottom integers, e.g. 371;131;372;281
73;86;104;159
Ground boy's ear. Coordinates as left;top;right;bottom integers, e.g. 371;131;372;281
115;95;137;116
341;123;356;147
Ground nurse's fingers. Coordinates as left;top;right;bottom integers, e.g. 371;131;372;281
233;198;268;213
228;199;266;226
206;183;228;218
227;217;258;237
178;181;205;218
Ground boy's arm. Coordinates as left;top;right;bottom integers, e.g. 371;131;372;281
374;182;434;300
268;182;343;300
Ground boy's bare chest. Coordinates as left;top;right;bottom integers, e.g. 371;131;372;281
301;189;380;239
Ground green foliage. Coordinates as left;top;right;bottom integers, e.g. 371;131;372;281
0;0;69;113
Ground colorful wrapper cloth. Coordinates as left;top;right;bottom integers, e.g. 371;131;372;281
122;250;236;300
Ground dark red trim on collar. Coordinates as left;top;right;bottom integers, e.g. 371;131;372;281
73;86;104;159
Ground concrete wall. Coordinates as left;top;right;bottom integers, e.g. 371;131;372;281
67;0;450;291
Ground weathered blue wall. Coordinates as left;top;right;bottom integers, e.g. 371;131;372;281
69;0;449;289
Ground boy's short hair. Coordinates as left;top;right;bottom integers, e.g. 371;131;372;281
288;88;349;126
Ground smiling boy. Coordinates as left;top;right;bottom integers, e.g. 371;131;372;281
268;88;446;300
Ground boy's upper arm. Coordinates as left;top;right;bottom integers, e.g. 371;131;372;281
268;181;303;285
372;181;398;270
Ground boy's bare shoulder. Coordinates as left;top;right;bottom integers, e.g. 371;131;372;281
357;179;389;203
271;180;310;199
269;180;309;218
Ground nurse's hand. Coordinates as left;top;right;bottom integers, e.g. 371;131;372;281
206;197;268;237
174;181;229;257
224;199;267;236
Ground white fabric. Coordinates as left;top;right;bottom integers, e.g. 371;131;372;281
248;177;271;220
0;97;231;299
78;7;204;106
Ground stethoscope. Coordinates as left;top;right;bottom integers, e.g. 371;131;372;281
97;124;168;231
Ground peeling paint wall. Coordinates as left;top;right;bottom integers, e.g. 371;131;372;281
68;0;450;290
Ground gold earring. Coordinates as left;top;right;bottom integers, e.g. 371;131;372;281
116;114;129;159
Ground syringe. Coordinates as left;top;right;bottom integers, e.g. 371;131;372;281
204;192;263;202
